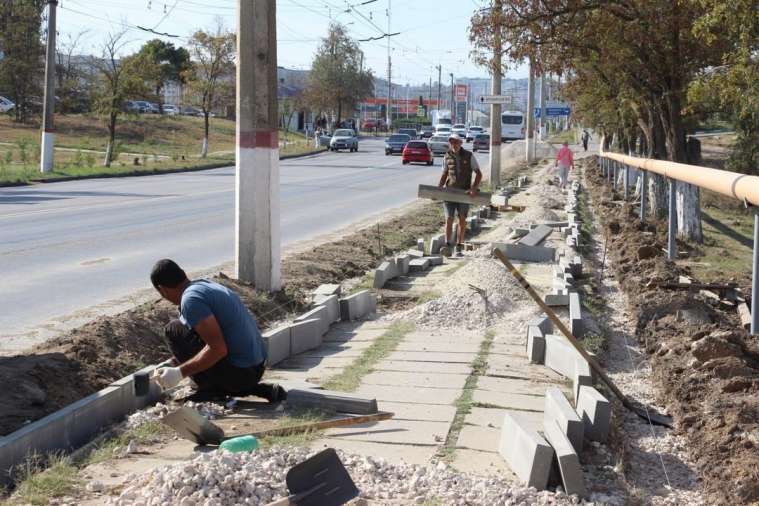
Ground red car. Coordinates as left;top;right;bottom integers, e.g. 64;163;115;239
402;140;434;166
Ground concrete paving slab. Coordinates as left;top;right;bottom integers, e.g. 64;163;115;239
311;438;436;466
385;350;476;363
451;449;520;480
488;343;527;357
316;340;374;352
456;424;500;452
325;419;449;445
377;402;457;422
472;389;544;412
323;329;385;343
394;342;482;353
477;376;552;396
402;332;483;344
362;371;468;390
486;358;565;383
373;360;471;374
275;355;357;370
465;407;543;431
354;385;460;405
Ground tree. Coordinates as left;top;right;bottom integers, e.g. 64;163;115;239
90;31;147;167
56;30;91;114
134;39;191;113
304;23;373;127
0;0;45;122
183;24;235;158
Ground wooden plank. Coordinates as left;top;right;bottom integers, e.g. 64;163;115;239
417;184;492;206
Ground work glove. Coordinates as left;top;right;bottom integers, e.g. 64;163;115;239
154;366;183;390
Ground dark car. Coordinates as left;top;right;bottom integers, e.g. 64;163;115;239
385;134;411;155
420;126;435;139
398;128;418;139
473;133;490;152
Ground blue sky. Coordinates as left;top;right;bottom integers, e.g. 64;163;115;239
56;0;528;85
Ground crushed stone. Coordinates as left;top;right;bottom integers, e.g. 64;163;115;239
105;447;585;505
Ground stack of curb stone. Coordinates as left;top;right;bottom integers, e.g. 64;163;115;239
262;284;377;366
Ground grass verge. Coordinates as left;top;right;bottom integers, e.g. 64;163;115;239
11;453;79;506
321;320;415;392
83;420;174;466
438;329;495;462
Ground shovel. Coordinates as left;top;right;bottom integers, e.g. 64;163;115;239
265;448;359;506
493;248;673;427
162;406;394;446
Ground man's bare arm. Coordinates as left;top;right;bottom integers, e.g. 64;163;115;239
178;314;228;377
438;169;448;188
469;170;483;195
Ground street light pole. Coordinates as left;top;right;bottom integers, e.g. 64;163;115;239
40;0;58;173
489;0;502;188
526;58;535;163
449;73;454;119
235;0;280;290
385;0;391;129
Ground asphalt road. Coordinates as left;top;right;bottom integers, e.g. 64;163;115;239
0;138;488;351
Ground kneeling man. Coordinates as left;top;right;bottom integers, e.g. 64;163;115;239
150;259;285;403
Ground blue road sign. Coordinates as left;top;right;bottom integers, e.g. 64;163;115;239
534;107;571;117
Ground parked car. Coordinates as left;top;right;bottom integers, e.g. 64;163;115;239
402;140;433;166
420;125;435;139
385;134;411;155
0;96;16;113
398;128;418;139
428;135;450;156
181;106;203;116
362;119;379;130
452;123;467;138
466;126;484;142
162;104;179;115
473;133;490;152
330;129;359;152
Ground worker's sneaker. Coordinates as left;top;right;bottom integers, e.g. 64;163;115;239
455;243;464;257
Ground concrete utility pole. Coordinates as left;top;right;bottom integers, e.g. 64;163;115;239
436;65;442;116
428;75;432;118
489;0;502;188
235;0;280;291
539;74;547;140
385;0;391;129
40;0;58;173
449;73;454;116
525;58;535;162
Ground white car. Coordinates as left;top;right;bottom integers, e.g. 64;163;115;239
466;126;484;142
452;123;467;138
428;135;449;156
435;126;452;137
162;104;179;115
0;96;15;113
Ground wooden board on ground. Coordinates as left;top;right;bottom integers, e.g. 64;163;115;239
417;184;492;206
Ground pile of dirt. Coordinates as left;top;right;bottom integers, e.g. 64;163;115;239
583;157;759;504
0;202;445;436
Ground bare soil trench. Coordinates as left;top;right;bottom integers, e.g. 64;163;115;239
582;157;759;505
0;202;449;436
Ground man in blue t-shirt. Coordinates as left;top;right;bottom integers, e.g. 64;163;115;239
149;258;286;403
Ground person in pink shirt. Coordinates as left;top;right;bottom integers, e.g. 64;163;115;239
554;141;574;189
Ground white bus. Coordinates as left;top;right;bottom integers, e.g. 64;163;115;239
501;111;525;141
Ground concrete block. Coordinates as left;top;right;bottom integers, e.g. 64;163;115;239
544;387;583;453
576;386;611;442
573;358;593;404
373;261;391;289
569;293;584;338
544;221;569;228
543;417;586;498
491;194;508;206
544;293;569;306
314;294;340;323
263;325;291;365
519;224;553;247
287;388;378;415
295;305;329;336
289;318;323;355
407;248;424;258
397;254;410;275
417;238;425;252
499;412;553;490
409;258;430;272
339;290;376;321
425;255;444;266
313;283;341;297
430;235;444;254
492;243;555;263
570;256;583;277
527;325;545;364
544;334;584;379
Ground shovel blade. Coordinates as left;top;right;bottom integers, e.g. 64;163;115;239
161;406;225;445
285;449;358;506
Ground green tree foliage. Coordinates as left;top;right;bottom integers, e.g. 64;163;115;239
305;23;373;126
134;39;191;113
0;0;46;122
183;23;235;158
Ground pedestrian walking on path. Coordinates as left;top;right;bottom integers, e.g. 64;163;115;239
581;130;591;151
149;259;285;403
555;141;574;189
437;133;482;257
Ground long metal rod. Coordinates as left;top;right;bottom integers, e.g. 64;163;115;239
752;209;759;334
640;170;647;222
668;178;677;260
623;164;629;200
612;161;617;191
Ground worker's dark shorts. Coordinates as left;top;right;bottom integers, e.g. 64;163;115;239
444;201;469;218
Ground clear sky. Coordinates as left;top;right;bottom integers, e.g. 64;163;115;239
55;0;528;86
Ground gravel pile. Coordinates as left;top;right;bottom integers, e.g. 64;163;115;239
106;447;583;505
393;257;532;329
125;401;231;429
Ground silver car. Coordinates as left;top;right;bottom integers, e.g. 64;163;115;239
330;129;358;152
428;135;449;156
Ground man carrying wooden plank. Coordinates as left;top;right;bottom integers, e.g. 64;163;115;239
437;133;483;257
